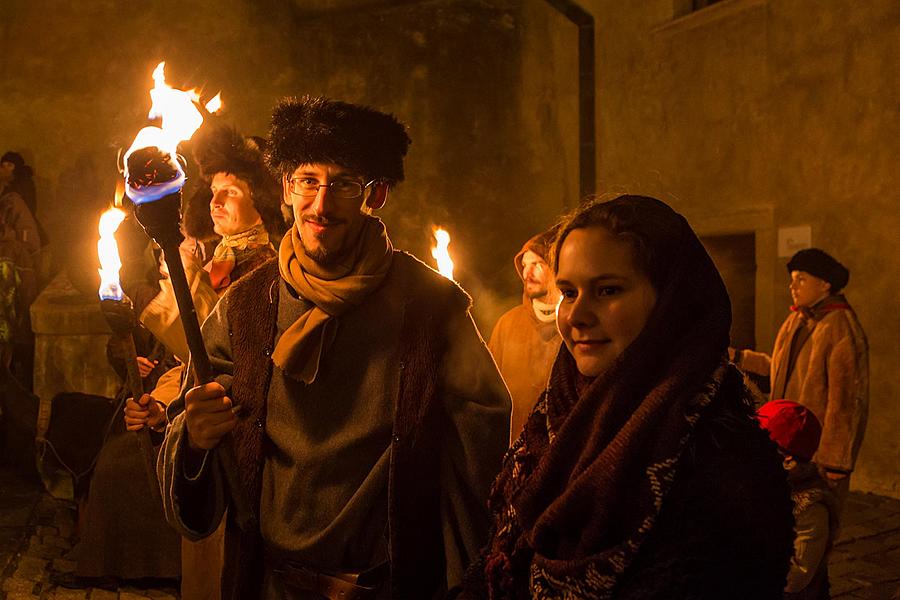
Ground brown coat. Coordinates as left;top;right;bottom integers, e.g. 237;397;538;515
769;296;869;473
488;302;560;444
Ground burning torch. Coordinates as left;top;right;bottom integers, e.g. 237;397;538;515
97;206;161;503
122;62;253;528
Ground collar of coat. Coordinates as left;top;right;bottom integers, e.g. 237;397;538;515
791;294;851;321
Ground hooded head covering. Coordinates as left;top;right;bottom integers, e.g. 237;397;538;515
787;248;849;293
266;96;411;186
485;195;744;597
1;151;26;172
513;226;558;281
758;399;822;462
192;125;286;237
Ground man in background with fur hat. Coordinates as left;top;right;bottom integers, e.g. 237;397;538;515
134;125;286;367
488;227;560;444
123;124;285;600
158;96;511;600
735;248;868;514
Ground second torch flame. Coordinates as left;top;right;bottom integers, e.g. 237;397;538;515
123;62;221;205
98;207;127;301
431;227;455;281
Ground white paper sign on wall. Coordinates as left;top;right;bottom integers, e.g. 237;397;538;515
777;225;811;257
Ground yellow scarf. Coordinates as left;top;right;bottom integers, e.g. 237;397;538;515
272;216;393;383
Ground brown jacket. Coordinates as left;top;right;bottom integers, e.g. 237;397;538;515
489;230;561;444
768;296;869;473
489;302;559;444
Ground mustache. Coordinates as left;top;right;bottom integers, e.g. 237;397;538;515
302;215;344;226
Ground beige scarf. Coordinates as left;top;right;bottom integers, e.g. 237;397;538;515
205;222;270;293
272;216;393;383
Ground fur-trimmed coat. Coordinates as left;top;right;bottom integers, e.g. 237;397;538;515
743;296;868;473
158;252;511;599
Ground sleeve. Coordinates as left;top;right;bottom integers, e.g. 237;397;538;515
785;502;830;593
140;243;219;363
150;363;186;406
8;193;40;255
737;348;771;377
817;322;868;472
487;314;505;366
157;298;235;540
440;309;512;590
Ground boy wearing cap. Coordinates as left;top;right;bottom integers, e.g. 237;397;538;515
158;97;511;600
737;248;869;513
758;400;838;599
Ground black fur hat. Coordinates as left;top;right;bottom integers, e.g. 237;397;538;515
787;248;850;293
192;125;286;236
266;96;411;186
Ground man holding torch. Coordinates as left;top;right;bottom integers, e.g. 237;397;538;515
122;124;284;599
158;96;511;600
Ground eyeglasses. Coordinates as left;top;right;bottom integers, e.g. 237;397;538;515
287;177;375;199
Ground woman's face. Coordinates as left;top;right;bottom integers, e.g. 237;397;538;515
556;226;658;377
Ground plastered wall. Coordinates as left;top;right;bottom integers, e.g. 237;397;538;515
583;0;899;496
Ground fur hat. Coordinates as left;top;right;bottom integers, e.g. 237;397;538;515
266;96;411;186
192;125;286;237
181;185;216;241
757;399;822;462
787;248;849;293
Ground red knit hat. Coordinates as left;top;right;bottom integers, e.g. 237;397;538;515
757;400;822;462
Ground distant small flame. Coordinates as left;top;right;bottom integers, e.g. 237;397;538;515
124;61;206;204
205;93;223;114
431;227;455;280
98;207;127;301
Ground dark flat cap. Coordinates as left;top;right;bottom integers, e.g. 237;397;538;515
787;248;849;292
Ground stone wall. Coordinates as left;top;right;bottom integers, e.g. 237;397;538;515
583;0;900;496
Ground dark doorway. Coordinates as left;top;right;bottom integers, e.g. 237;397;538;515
701;233;756;350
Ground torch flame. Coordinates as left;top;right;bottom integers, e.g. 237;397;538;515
98;207;127;301
114;179;125;208
123;61;206;204
431;227;455;281
146;61;203;144
205;93;223;114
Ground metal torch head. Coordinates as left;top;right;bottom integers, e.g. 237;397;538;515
126;146;186;248
100;295;138;335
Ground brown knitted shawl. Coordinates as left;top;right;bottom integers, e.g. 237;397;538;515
483;212;733;599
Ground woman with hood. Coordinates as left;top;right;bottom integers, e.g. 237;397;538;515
462;195;795;599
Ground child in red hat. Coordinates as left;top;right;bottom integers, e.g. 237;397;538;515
758;400;838;599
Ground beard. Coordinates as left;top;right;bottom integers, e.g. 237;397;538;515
525;283;548;300
300;236;336;265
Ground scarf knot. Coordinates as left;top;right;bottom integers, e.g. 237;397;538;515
205;222;271;292
272;216;393;383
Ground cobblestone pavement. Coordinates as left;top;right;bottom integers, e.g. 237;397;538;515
830;491;900;599
0;467;177;599
1;464;898;599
